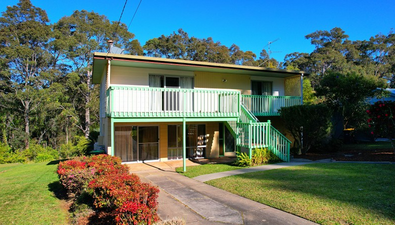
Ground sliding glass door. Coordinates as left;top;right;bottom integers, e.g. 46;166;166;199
114;126;158;162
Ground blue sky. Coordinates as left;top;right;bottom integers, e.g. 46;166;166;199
1;0;394;62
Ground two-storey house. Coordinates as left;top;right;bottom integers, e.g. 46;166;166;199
92;52;304;171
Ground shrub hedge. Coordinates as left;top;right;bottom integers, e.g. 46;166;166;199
57;154;159;224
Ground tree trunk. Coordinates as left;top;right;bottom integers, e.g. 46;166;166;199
24;100;30;149
84;71;91;139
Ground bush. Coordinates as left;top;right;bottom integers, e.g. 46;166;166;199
0;143;25;164
235;148;281;167
84;154;128;175
235;152;251;166
367;100;395;151
23;142;58;162
280;104;332;154
57;154;160;225
252;148;280;165
58;160;92;196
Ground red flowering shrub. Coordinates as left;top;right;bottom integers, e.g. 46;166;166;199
59;167;96;195
57;154;159;224
89;173;159;224
84;154;129;175
88;173;141;209
367;100;395;151
115;201;159;225
57;159;86;176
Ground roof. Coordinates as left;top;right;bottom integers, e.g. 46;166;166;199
92;52;307;84
368;89;395;104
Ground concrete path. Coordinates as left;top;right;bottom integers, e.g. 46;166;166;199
134;165;317;225
193;161;316;182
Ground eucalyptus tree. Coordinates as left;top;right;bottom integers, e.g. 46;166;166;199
0;0;53;149
53;10;135;139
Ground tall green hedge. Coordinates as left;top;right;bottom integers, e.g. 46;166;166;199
279;104;332;154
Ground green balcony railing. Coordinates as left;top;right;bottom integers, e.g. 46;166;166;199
106;86;241;118
242;95;301;116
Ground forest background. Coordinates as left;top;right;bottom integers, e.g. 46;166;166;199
0;0;394;162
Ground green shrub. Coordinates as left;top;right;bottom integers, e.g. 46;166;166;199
235;152;251;167
236;148;281;167
23;142;58;162
279;104;332;154
59;136;90;159
252;148;280;165
0;143;25;164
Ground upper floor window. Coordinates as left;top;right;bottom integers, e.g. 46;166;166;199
149;75;193;89
251;80;272;96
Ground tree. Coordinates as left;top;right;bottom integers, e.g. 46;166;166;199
53;10;135;139
316;71;387;130
0;0;52;149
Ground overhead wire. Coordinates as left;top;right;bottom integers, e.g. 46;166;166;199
128;0;143;30
114;0;128;35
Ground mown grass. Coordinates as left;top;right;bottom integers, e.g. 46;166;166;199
207;163;395;225
341;141;392;151
176;163;247;178
0;162;69;224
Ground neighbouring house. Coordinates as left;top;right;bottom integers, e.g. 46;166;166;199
92;51;305;170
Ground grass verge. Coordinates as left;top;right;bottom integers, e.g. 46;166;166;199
341;141;392;151
0;162;69;224
207;163;395;225
175;163;246;178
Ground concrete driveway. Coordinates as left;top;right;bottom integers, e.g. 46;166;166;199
128;161;317;225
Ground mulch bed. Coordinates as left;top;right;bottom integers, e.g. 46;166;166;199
294;147;395;162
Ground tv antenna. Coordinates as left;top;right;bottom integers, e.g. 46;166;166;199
265;38;280;59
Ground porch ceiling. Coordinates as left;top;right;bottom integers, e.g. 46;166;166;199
92;52;306;84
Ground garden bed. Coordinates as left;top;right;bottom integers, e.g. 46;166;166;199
294;142;395;162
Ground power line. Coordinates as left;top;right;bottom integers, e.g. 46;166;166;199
114;0;128;35
128;0;143;30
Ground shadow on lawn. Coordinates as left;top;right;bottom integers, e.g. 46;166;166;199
47;159;68;165
231;163;395;222
48;180;68;200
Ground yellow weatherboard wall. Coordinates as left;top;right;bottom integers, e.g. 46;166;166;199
110;66;194;86
194;71;251;95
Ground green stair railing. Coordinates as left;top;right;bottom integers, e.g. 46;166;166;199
231;104;291;162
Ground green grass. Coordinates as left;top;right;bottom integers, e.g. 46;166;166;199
176;163;247;178
341;141;392;151
0;162;69;224
207;163;395;225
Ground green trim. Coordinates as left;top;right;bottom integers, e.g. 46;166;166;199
182;118;186;172
111;117;238;123
110;119;114;156
224;122;236;137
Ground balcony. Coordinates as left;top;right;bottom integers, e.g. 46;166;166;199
241;95;302;116
106;86;241;118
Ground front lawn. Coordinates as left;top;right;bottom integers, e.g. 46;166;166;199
207;163;395;225
176;163;246;178
0;162;69;224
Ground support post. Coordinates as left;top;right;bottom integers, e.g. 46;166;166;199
249;120;252;159
110;118;114;156
183;117;186;172
267;120;271;149
301;73;304;105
